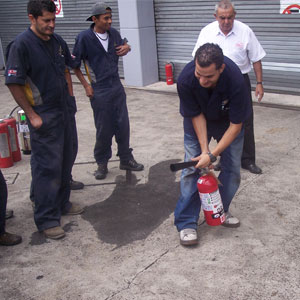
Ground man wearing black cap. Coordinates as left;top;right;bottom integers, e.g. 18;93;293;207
73;2;144;180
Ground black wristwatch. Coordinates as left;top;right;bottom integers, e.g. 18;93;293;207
207;152;217;163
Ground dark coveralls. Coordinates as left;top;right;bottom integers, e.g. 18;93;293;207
67;94;79;171
29;94;78;202
241;74;255;166
72;25;133;164
0;170;8;234
5;29;74;231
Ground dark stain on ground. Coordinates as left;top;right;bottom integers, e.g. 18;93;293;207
63;221;78;232
82;159;181;248
30;231;49;246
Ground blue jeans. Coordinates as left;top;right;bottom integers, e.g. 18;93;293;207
174;129;244;231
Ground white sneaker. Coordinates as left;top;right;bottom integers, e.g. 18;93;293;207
179;228;198;246
222;212;240;228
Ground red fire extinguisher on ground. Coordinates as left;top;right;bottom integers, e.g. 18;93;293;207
165;62;174;85
0;119;14;168
197;171;225;226
3;116;21;162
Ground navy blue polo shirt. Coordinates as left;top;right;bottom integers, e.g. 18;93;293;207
5;28;74;108
178;57;251;137
72;25;124;87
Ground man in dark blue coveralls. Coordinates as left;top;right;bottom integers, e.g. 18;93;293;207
175;43;251;246
28;70;83;206
73;2;144;180
5;0;84;240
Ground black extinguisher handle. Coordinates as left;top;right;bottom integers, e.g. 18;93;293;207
170;161;198;172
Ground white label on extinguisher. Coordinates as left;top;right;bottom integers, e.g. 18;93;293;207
19;124;29;133
7;126;17;151
0;133;10;158
199;190;223;213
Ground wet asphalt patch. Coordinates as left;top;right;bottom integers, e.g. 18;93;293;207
82;159;180;248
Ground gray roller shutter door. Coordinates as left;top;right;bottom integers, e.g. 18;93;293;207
0;0;123;77
154;0;300;95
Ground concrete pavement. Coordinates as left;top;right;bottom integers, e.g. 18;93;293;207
0;74;300;300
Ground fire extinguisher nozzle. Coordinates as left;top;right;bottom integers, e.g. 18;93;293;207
170;161;197;172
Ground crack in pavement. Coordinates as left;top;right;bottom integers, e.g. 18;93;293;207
104;247;178;300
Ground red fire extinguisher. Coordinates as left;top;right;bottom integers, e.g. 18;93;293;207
3;116;21;162
0;119;14;168
165;62;174;85
197;171;225;226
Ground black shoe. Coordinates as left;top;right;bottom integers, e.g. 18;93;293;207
5;209;14;219
0;232;22;246
95;163;108;180
213;162;221;171
242;163;262;174
120;159;144;171
70;179;84;190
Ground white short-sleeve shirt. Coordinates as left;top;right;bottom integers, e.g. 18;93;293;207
94;31;109;52
192;20;266;74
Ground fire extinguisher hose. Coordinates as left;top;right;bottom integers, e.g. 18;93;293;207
170;161;198;172
170;161;211;173
9;105;20;117
170;162;222;185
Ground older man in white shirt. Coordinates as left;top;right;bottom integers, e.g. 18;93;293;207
192;0;266;174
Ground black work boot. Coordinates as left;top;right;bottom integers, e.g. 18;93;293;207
70;179;84;190
120;158;144;171
0;232;22;246
95;163;108;180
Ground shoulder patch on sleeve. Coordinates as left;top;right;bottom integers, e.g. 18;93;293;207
7;69;17;76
